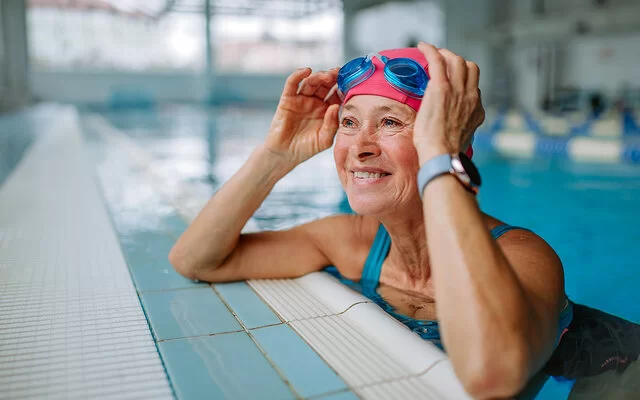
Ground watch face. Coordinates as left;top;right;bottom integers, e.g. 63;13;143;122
458;152;482;186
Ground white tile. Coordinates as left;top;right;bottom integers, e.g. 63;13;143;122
295;272;371;314
341;303;446;375
0;107;172;399
417;359;473;399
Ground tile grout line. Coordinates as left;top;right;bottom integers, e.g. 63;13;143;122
210;284;306;400
155;328;246;343
260;295;448;396
246;283;369;399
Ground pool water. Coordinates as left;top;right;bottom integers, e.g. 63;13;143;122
94;105;640;399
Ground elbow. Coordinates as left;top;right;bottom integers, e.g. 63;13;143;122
459;343;529;399
169;244;200;281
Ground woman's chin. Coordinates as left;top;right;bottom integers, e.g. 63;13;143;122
347;197;392;216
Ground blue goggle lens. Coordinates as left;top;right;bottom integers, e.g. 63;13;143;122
384;58;428;99
337;56;375;95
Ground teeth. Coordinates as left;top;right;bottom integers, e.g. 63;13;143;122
353;171;388;179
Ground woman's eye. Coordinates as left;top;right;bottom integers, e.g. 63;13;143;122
342;118;355;128
382;118;400;127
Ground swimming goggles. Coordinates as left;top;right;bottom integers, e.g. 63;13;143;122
337;53;429;100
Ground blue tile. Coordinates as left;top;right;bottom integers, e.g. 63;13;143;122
140;287;241;340
159;332;295;400
215;282;281;329
315;391;361;400
252;324;347;398
119;231;203;291
162;213;188;237
128;263;203;292
119;231;175;268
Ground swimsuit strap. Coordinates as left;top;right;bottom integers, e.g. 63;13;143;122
490;224;528;240
361;223;526;288
361;224;391;289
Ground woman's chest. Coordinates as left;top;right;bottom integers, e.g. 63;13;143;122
376;283;438;321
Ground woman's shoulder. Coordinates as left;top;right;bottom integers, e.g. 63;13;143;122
482;214;562;270
309;214;380;281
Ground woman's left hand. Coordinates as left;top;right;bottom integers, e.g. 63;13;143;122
413;42;485;165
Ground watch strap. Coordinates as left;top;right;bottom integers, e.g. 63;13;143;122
417;154;452;198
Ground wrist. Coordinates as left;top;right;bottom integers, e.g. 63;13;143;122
253;145;296;180
415;141;454;167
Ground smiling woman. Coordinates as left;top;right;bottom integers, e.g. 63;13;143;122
168;44;576;399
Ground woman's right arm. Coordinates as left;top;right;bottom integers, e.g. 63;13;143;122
169;67;342;282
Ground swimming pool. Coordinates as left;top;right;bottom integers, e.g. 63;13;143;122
94;104;640;398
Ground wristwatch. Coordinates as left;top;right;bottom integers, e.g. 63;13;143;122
417;152;481;198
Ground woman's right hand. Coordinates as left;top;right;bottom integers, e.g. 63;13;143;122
264;67;342;168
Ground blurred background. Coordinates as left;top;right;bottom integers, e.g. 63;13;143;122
1;0;639;112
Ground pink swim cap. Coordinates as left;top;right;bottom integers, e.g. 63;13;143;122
342;47;474;158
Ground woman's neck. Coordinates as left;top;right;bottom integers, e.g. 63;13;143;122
378;206;433;293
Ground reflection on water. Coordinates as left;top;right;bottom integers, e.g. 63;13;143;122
374;284;443;348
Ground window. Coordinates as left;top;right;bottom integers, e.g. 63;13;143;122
28;4;205;72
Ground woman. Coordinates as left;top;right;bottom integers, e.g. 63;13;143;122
169;43;571;399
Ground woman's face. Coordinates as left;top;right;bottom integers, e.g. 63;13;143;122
333;95;420;215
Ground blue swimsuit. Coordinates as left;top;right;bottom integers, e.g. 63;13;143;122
325;223;574;350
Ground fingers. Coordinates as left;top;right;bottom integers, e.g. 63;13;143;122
319;104;340;149
297;69;339;100
282;67;312;96
417;42;448;84
438;48;467;93
465;60;480;93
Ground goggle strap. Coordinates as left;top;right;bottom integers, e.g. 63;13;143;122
324;83;341;103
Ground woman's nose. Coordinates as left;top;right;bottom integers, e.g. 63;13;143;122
352;130;381;160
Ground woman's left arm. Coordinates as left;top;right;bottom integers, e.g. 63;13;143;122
414;43;565;399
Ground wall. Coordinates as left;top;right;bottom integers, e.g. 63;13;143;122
503;0;640;110
441;0;494;102
560;33;640;95
0;0;30;113
30;70;287;105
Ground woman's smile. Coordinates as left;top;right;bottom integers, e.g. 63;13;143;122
350;167;392;185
